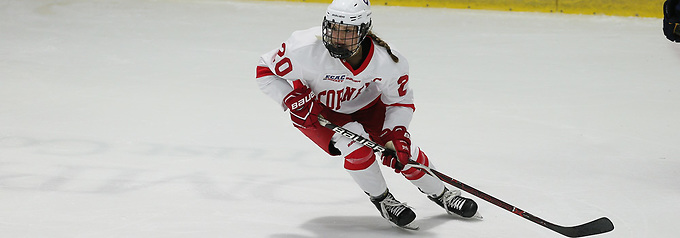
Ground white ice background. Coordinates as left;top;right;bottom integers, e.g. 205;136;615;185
1;0;679;237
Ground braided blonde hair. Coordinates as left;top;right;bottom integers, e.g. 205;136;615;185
367;31;399;63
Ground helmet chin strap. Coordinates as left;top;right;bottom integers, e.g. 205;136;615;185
346;44;362;58
341;43;361;59
340;41;366;70
325;38;362;59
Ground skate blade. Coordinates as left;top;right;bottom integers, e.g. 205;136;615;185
469;211;483;220
462;211;483;220
451;211;483;220
396;222;419;230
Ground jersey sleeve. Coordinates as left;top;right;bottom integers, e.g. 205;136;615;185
259;43;304;82
255;27;321;110
378;50;416;130
256;58;293;111
383;106;414;131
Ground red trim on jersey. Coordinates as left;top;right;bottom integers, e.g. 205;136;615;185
341;36;375;76
292;79;304;89
386;103;416;111
256;66;274;78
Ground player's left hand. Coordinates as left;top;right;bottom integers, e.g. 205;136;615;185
380;126;411;173
664;0;680;42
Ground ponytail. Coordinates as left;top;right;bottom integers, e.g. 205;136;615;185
367;31;399;63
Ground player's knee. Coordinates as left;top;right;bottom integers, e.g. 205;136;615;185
344;146;376;170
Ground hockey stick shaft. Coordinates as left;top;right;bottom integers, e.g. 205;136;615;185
317;116;614;237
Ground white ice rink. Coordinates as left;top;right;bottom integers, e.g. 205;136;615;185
2;0;679;237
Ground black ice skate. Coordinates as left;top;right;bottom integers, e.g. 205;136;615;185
429;188;481;219
370;190;418;229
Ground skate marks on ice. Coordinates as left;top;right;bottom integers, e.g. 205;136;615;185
270;214;482;238
0;136;277;159
0;135;340;199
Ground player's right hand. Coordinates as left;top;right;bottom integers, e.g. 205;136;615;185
283;85;322;129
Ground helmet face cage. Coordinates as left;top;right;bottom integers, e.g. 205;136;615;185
322;18;371;59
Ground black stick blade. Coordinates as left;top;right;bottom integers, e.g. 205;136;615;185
549;217;614;237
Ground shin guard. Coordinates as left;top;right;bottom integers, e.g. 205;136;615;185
345;147;387;197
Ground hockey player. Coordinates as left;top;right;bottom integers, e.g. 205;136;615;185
664;0;680;42
255;0;478;229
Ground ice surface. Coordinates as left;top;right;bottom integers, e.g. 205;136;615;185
1;0;679;237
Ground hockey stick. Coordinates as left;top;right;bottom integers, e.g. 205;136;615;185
317;116;614;237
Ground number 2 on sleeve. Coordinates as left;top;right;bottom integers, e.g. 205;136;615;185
397;75;409;96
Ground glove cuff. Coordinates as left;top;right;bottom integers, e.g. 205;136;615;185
380;126;411;146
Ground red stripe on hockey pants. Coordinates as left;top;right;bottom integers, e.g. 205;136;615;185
344;146;376;171
401;149;429;180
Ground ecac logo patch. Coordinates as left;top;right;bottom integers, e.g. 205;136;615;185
323;74;347;82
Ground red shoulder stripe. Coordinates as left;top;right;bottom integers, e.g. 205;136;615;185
256;66;274;78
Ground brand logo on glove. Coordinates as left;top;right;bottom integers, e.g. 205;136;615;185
290;92;316;111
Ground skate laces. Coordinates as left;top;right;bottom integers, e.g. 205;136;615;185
441;189;466;213
379;194;412;218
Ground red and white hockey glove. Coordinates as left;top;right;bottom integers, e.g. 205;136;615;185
380;126;411;173
283;85;322;129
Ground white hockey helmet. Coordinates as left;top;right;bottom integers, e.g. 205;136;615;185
325;0;372;26
322;0;373;58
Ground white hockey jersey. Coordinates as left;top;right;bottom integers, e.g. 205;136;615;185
256;26;415;130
